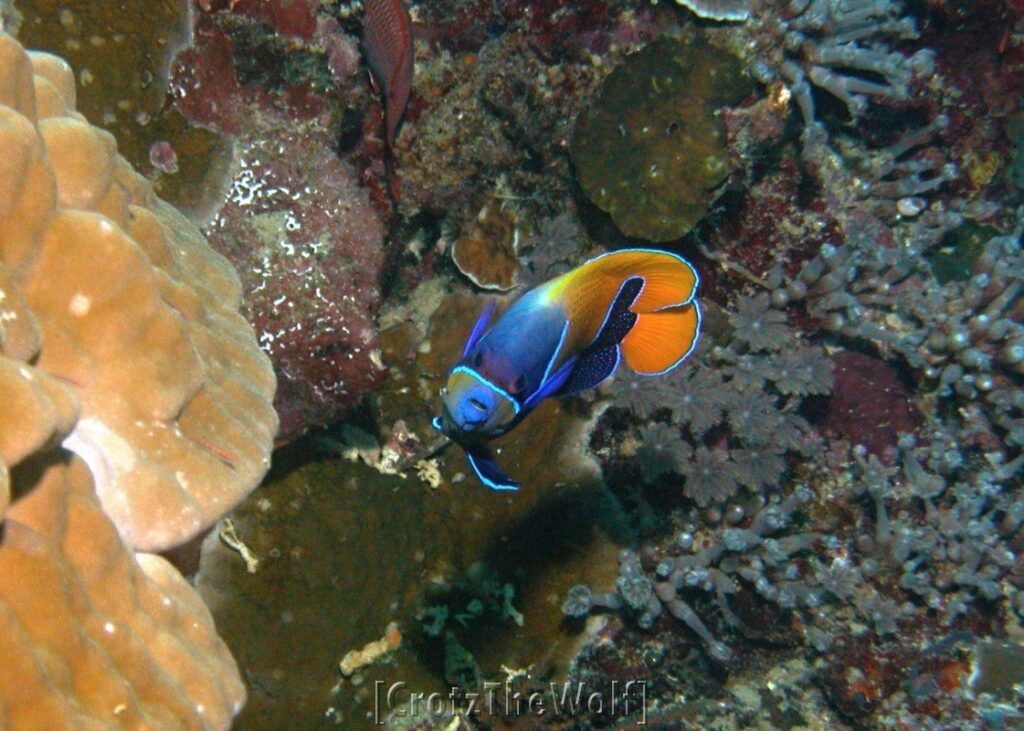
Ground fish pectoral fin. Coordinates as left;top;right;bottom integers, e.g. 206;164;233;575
523;356;577;411
559;344;621;396
465;445;519;491
461;300;497;358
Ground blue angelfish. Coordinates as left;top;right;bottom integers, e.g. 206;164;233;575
433;248;701;490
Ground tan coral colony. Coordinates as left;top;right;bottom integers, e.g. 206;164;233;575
0;31;278;730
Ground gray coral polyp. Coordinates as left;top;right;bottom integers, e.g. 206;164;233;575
746;0;936;144
770;216;1024;442
562;487;827;662
850;435;1022;626
623;294;829;506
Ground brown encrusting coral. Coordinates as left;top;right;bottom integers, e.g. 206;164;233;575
570;33;752;242
451;201;521;290
0;30;277;729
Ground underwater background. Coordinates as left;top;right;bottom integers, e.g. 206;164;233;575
1;0;1023;729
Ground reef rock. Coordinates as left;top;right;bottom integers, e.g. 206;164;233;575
571;34;751;242
169;7;387;440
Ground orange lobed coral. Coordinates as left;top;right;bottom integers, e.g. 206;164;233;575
0;30;277;729
1;33;277;553
0;457;246;730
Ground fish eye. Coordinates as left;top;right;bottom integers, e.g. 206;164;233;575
474;351;484;367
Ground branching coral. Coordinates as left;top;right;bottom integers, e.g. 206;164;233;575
746;0;936;142
850;434;1022;626
838;114;959;219
564;486;834;662
567;416;1022;662
770;216;1024;447
0;31;277;728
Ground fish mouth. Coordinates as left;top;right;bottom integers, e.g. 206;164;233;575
435;403;489;446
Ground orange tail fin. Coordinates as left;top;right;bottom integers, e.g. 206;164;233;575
552;248;700;374
621;300;700;374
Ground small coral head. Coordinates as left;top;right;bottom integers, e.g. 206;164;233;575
437;367;519;441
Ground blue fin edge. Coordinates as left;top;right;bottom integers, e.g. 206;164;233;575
523;355;577;410
466;445;519;491
461;300;497;358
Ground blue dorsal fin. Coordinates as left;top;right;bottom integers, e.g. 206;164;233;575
558;345;620;396
461;300;497;358
465;444;519;491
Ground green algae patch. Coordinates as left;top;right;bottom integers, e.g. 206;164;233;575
571;35;751;242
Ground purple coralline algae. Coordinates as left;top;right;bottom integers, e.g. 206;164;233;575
167;5;387;439
205;127;386;440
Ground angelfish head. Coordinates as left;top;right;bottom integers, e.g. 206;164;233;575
435;366;520;442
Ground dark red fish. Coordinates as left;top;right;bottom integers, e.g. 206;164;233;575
361;0;413;151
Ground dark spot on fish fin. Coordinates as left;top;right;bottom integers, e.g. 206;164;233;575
558;345;620;397
594;277;643;347
465;445;519;491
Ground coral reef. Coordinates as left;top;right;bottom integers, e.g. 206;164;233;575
166;5;387;439
605;294;831;506
0;457;246;730
5;1;1011;729
675;0;751;22
198;287;634;727
850;435;1021;628
14;0;230;215
1;30;277;729
451;201;520;290
744;0;936;143
570;33;752;242
2;33;277;553
564;486;826;662
770;222;1024;448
